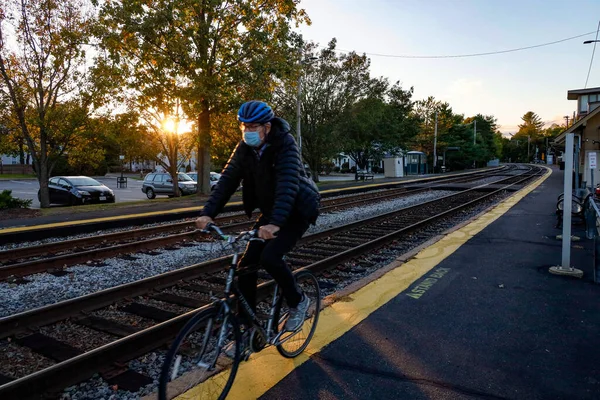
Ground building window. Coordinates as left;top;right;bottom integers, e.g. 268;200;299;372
581;95;589;112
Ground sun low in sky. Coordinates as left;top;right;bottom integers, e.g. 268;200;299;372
297;0;600;133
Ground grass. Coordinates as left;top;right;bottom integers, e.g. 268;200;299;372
0;174;36;179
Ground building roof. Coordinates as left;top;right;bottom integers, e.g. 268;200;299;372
553;104;600;145
567;87;600;100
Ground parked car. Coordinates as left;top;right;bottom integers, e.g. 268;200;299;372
38;176;115;206
187;171;220;190
142;172;197;199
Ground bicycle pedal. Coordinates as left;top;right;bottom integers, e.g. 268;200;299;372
241;349;252;361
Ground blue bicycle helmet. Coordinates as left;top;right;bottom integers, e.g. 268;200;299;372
237;100;274;124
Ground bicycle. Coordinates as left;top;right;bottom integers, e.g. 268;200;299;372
158;223;321;400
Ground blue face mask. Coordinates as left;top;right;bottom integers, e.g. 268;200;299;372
243;131;262;147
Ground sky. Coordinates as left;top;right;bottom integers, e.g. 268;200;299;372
296;0;600;134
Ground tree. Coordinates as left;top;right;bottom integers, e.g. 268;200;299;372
517;111;544;138
513;111;544;161
412;97;455;167
0;0;113;207
210;112;243;171
274;39;390;181
336;83;418;171
138;99;194;197
95;0;309;193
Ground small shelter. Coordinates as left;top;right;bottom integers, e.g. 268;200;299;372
405;151;427;175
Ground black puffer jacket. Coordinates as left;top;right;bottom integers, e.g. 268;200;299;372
201;117;320;227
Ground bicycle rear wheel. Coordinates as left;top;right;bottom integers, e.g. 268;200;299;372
159;305;240;400
274;270;321;358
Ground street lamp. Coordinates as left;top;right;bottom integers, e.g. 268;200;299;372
296;56;318;156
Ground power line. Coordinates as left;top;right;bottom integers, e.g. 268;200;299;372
328;30;597;59
584;21;600;88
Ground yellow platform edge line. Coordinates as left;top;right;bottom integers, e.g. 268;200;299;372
177;168;551;400
0;169;491;235
0;203;235;234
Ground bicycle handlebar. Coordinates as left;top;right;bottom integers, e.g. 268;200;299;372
201;223;260;243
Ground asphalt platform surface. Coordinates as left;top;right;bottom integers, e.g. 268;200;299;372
260;169;600;399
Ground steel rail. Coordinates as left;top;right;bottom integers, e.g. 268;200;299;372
0;167;508;246
1;168;499;261
0;170;508;279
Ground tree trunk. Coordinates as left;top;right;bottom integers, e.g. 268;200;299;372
306;155;319;183
19;137;25;164
169;163;180;197
38;152;50;208
196;101;212;195
169;136;180;197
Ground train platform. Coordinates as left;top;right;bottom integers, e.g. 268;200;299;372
190;167;600;400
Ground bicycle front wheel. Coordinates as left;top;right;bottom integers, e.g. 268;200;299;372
275;270;321;358
159;305;241;400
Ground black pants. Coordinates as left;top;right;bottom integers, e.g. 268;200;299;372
237;215;309;323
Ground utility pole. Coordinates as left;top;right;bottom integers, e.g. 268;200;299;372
296;74;302;154
472;120;476;168
433;111;438;170
527;135;531;161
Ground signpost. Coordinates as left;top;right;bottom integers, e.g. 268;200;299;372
118;155;127;188
119;155;125;178
550;133;583;278
589;152;597;190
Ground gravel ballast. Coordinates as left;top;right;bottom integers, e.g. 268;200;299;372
0;190;455;317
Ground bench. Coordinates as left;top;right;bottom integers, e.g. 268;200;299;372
355;172;374;181
117;176;128;188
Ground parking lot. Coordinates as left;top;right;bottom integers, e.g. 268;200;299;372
0;177;148;208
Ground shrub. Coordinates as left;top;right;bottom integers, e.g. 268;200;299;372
350;166;357;173
333;166;340;173
341;162;349;170
321;161;335;175
0;190;32;209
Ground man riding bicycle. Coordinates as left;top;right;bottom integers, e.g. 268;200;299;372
195;100;320;334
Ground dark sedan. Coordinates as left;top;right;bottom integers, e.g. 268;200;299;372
38;176;115;205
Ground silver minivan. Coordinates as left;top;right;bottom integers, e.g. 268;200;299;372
141;172;197;199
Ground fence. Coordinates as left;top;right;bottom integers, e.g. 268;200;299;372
0;164;34;175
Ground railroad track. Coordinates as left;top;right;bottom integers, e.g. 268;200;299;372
0;167;511;247
0;167;514;281
0;165;544;399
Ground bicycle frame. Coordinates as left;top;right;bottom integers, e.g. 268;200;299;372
201;224;306;350
218;246;298;349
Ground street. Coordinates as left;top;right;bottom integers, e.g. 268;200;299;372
0;177;147;208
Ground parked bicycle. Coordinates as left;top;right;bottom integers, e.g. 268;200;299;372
159;223;321;400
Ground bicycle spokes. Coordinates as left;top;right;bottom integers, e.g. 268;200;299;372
161;309;240;400
275;271;321;357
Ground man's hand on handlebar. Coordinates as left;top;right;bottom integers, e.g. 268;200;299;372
259;224;280;240
195;216;214;230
